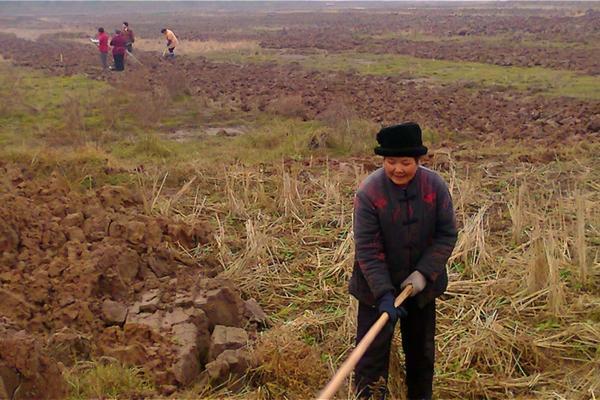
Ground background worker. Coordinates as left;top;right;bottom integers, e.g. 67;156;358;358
161;28;179;58
122;21;135;53
109;29;127;71
349;122;457;399
96;27;109;69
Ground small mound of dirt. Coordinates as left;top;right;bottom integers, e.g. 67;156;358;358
0;164;268;392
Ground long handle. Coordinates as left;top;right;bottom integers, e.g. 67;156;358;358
317;285;413;400
126;50;143;66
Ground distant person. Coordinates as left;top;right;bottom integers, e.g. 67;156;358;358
122;21;135;53
109;29;127;71
96;27;109;69
161;28;178;58
349;122;457;400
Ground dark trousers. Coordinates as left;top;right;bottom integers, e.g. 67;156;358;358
354;298;436;400
99;52;108;69
113;54;125;71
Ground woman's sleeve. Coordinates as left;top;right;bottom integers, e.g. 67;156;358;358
354;191;394;300
415;182;458;282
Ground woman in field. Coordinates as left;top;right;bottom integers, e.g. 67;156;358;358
109;30;127;71
349;122;457;400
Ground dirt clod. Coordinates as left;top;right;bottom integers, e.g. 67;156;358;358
0;321;68;400
208;325;249;362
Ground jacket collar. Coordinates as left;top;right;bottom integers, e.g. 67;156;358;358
383;166;421;201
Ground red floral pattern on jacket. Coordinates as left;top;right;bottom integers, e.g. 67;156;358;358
349;166;457;307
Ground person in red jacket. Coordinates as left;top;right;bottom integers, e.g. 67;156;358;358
109;30;127;71
96;27;109;69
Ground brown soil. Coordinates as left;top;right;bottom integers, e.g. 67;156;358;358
0;163;264;394
260;30;600;75
0;319;68;400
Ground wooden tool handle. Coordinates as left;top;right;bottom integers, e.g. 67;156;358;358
317;285;413;400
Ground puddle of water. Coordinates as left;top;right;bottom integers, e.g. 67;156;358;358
205;126;247;136
165;125;248;142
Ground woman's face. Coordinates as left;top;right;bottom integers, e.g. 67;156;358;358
383;156;418;186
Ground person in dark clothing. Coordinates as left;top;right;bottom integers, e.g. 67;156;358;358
349;122;458;400
122;22;135;53
109;30;127;71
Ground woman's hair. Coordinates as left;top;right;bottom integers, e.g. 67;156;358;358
123;22;129;27
161;28;167;33
98;27;104;33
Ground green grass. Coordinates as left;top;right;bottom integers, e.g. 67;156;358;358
184;114;378;165
111;115;351;166
0;63;134;147
205;49;600;99
64;362;154;400
361;30;600;49
193;116;325;164
0;63;354;171
204;48;280;65
2;63;358;169
112;134;180;160
0;68;108;118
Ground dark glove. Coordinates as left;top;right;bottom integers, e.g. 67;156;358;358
377;292;408;326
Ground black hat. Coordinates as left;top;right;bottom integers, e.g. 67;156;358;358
374;122;428;157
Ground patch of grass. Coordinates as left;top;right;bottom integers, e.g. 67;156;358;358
64;361;154;400
450;261;466;274
112;134;185;161
361;30;600;50
321;118;379;156
121;37;260;57
186;116;326;165
0;63;135;148
1;144;137;187
239;118;320;158
535;319;561;332
14;72;108;111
